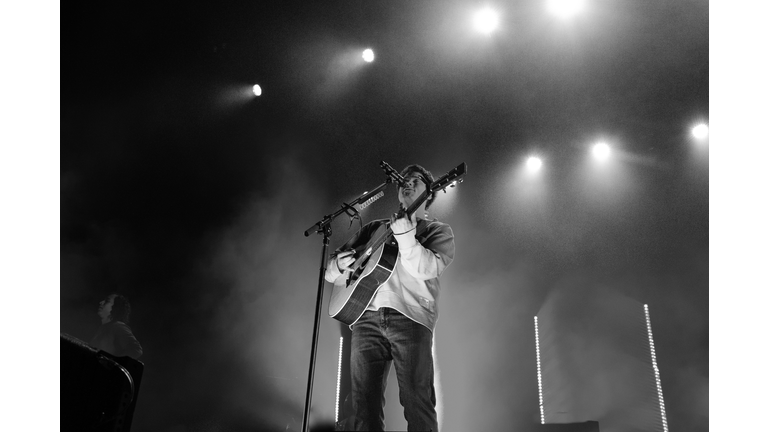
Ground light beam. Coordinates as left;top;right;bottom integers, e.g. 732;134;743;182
362;49;375;63
527;156;543;172
547;0;585;19
473;8;499;35
592;142;610;161
692;123;709;139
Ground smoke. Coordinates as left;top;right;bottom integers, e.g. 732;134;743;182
535;281;677;431
429;212;547;431
199;155;340;427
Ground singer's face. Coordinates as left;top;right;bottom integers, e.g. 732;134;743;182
398;174;427;207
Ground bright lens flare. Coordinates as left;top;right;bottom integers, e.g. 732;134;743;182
592;142;610;161
473;8;499;34
692;123;709;139
362;49;374;63
527;157;543;172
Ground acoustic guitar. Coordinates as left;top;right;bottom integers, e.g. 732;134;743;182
328;163;466;325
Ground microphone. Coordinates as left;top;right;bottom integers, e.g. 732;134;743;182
380;161;405;187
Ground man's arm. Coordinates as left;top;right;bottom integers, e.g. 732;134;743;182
115;323;144;359
395;222;455;280
324;221;380;283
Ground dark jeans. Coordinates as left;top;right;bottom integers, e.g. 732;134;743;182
350;307;437;432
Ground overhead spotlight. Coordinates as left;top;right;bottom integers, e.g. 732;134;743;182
592;142;610;161
252;84;262;96
473;8;499;35
692;123;709;139
362;48;375;63
547;0;585;19
527;156;543;172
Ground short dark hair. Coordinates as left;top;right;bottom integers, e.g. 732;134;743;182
400;164;437;209
110;294;132;324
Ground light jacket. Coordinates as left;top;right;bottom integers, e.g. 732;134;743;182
325;217;455;332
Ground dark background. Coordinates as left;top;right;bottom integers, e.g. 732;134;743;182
55;0;717;430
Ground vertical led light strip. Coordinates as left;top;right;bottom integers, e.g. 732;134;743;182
644;305;669;432
335;336;344;424
534;316;545;424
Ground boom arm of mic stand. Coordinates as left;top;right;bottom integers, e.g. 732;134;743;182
303;180;391;237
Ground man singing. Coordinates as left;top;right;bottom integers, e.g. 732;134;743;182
325;164;455;432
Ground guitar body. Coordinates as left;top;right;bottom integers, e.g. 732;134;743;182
329;225;399;325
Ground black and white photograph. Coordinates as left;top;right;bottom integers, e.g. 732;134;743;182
5;0;760;430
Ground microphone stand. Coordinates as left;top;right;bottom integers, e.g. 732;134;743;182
301;179;392;432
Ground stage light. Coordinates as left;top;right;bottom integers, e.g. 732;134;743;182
547;0;585;19
644;305;669;432
335;336;343;423
692;123;709;139
592;142;610;161
527;156;543;172
534;316;545;424
362;49;374;63
473;8;499;35
252;84;262;96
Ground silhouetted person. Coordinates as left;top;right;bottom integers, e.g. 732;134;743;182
90;293;143;359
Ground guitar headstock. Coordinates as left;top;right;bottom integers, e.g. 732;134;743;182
429;162;467;194
403;162;467;217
